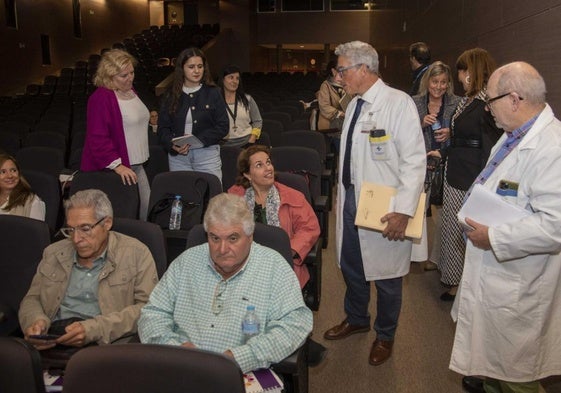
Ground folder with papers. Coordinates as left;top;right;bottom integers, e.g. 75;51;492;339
355;182;426;239
457;183;530;230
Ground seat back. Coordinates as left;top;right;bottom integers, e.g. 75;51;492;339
69;171;140;219
63;344;244;393
22;169;62;233
0;216;50;314
16;146;65;177
0;131;21;155
112;218;167;278
280;130;327;165
276;172;312;204
262;119;283;147
148;171;222;231
271;146;323;200
144;144;169;185
219;145;242;191
0;337;46;393
187;223;293;267
24;131;67;152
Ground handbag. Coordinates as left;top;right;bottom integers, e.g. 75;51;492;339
427;156;444;206
148;178;207;230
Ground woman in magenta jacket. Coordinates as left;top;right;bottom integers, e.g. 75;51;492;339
81;49;150;220
228;145;320;289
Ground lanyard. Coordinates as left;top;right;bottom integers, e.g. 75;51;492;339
225;99;238;130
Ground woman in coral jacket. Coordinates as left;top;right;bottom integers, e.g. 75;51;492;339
228;145;320;289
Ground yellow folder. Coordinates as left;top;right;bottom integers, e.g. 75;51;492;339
355;182;426;239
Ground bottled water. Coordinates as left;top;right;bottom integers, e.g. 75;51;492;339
242;305;260;342
431;118;442;131
169;195;182;230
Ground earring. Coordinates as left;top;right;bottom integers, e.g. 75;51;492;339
465;75;471;85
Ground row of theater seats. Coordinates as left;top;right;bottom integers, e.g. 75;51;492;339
0;337;248;393
0;215;308;393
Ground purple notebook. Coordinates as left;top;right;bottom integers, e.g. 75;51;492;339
244;368;284;393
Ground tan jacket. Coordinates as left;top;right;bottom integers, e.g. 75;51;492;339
317;80;351;130
19;232;158;345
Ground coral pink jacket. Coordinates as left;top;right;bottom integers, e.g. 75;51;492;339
229;182;320;288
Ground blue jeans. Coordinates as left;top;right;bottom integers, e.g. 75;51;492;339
340;186;403;341
168;144;222;182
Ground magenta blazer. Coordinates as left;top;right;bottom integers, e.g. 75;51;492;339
81;87;130;171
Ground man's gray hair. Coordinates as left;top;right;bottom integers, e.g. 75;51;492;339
64;189;113;219
496;62;546;105
203;193;255;236
335;41;379;74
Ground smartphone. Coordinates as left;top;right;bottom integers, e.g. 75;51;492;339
29;334;61;341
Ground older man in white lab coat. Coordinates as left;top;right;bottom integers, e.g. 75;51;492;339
450;62;561;393
323;41;426;366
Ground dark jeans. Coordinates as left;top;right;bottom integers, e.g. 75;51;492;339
340;186;403;341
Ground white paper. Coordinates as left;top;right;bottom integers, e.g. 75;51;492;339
458;184;530;229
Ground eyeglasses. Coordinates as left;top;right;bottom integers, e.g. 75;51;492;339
336;63;362;77
59;217;107;238
485;92;524;109
211;280;228;315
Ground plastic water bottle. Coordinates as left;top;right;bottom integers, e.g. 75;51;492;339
241;305;260;342
169;195;182;230
431;118;442;131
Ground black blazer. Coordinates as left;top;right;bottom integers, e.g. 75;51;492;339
442;98;503;191
158;84;229;154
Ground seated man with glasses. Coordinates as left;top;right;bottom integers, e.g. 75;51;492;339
138;193;312;373
19;189;158;353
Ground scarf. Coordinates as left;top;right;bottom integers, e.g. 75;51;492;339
244;185;281;227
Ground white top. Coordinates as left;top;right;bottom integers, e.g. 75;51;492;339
0;194;46;221
117;95;150;165
182;85;202;135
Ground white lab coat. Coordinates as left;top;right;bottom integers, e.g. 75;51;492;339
335;79;426;280
449;104;561;382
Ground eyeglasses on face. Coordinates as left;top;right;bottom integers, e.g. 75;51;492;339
485;92;524;109
336;63;362;77
211;280;228;315
59;216;107;238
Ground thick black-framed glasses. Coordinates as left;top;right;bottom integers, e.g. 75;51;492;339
59;216;107;238
336;63;362;77
485;92;524;109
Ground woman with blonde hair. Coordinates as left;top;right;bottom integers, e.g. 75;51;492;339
411;61;460;267
81;49;151;220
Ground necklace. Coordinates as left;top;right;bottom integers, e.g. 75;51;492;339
116;90;135;100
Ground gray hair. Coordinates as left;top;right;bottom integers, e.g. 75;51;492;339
335;41;379;74
418;61;455;97
64;189;113;220
495;62;546;106
203;193;255;236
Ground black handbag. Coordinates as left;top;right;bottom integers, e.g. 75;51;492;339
427;156;444;206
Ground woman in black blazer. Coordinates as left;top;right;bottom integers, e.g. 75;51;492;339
428;48;503;300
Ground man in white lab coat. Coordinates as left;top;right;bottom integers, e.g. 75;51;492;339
450;62;561;393
323;41;426;366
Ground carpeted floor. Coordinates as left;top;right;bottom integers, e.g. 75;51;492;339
308;206;561;393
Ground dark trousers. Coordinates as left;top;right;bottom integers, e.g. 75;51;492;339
340;186;403;341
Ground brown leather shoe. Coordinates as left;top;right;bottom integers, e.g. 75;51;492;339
323;320;370;340
368;339;393;366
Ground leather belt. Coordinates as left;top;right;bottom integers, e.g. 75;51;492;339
451;138;481;148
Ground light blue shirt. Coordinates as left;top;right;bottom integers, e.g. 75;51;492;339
57;251;107;321
138;242;313;373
